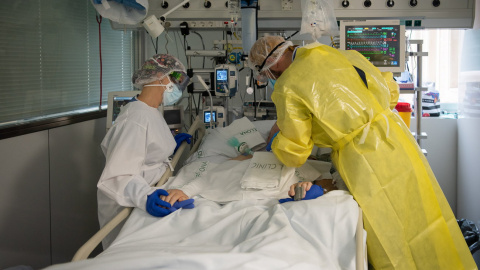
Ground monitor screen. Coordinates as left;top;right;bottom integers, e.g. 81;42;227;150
164;109;182;126
204;111;216;123
106;91;141;131
216;69;228;82
163;105;183;130
340;20;405;73
112;97;133;124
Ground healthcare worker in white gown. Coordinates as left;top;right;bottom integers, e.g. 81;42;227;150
97;54;193;249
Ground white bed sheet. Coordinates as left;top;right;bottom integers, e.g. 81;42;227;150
47;191;360;270
45;120;364;270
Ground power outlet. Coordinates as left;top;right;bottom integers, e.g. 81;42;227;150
282;0;293;10
186;21;223;28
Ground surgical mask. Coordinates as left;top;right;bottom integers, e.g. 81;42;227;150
145;78;183;105
268;78;276;88
163;84;182;106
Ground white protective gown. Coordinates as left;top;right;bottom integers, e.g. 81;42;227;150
98;100;175;248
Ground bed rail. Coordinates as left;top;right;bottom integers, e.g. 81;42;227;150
72;115;206;262
356;206;366;270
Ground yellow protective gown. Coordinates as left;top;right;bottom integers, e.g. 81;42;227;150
271;42;476;269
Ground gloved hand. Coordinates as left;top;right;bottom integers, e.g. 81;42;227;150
279;184;324;203
169;198;195;212
266;131;279;152
146;189;172;217
174;133;192;152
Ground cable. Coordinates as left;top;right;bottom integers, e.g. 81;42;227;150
96;14;103;110
255;1;259;43
192;31;206;68
174;31;188;65
285;30;299;40
174;31;181;58
164;29;169;54
197;91;201;115
150;37;158;54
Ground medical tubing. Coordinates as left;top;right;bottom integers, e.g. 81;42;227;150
253;80;257;120
196;75;214;128
96;14;103;109
207;97;213;129
192;31;206;68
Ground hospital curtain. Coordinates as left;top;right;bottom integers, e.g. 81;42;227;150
0;0;134;126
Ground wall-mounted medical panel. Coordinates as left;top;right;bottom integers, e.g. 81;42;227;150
111;0;475;30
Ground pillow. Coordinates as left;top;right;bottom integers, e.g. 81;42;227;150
186;117;270;164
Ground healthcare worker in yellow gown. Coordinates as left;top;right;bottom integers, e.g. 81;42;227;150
248;36;476;269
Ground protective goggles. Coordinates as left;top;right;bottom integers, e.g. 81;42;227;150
169;71;190;92
254;41;286;83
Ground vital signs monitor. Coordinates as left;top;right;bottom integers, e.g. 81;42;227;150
340;20;405;73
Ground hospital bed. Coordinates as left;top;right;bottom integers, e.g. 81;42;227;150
53;116;367;270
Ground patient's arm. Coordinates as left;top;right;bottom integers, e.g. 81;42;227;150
313;179;338;193
287;178;338;199
266;122;280;143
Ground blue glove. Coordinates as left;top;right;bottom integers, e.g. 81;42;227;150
146;189;172;217
174;133;192;152
279;184;324;204
266;131;279;152
169;198;195;212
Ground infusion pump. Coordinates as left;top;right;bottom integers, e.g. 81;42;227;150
214;64;237;97
203;106;225;128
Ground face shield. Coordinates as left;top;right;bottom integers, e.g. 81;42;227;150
247;36;293;83
169;70;190;92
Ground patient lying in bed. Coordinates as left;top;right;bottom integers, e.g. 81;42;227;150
43;118;362;270
159;117;340;208
162;153;339;206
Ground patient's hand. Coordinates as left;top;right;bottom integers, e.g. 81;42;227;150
230;154;253;161
279;182;324;203
288;181;313;198
161;189;189;205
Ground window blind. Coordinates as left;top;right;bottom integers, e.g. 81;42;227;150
0;0;134;126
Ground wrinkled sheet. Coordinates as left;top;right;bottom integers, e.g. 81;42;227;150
46;191;362;270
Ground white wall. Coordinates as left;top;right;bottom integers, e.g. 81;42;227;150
457;118;480;265
411;117;459;214
0;131;51;268
0;118;106;269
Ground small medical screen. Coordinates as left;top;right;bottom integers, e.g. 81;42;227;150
216;69;228;82
164;109;182;126
112;96;134;124
204;111;216;123
344;24;402;69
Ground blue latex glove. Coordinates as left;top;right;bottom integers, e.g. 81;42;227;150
279;184;324;204
174;133;192;152
146;189;172;217
266;131;279;152
169;198;195;212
